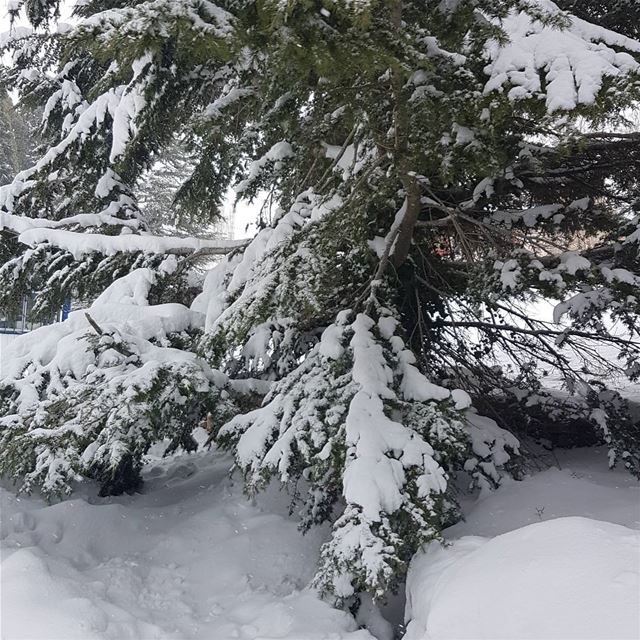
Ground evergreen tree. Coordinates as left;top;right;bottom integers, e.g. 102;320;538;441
0;90;39;186
1;0;640;603
0;91;21;185
137;139;232;238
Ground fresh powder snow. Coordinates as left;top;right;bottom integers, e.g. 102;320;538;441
1;432;374;640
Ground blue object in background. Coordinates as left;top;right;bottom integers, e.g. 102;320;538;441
61;299;71;321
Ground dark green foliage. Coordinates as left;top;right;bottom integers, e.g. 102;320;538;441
556;0;640;38
0;324;236;498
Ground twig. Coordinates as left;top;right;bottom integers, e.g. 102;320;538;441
84;312;103;336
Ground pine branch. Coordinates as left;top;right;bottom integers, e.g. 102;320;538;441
438;319;640;347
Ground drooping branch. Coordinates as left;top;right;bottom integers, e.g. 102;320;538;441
392;174;422;267
2;223;250;258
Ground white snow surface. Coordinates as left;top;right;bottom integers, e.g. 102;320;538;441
0;211;248;259
0;333;19;366
485;2;640;112
16;227;246;259
405;518;640;640
0;303;203;381
92;268;161;307
0;434;373;640
405;447;640;640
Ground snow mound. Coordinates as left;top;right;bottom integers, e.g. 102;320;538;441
405;516;640;640
0;302;203;381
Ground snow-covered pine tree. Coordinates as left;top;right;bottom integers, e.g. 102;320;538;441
1;0;640;602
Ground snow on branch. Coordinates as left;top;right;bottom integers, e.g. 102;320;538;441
0;211;141;234
0;212;248;258
0;290;231;497
234;141;294;195
485;2;640;112
13;227;249;259
73;0;235;42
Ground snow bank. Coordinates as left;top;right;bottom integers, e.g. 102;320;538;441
447;446;640;537
405;516;640;640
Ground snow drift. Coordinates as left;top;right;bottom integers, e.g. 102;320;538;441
404;516;640;640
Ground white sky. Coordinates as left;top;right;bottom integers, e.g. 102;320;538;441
225;192;260;240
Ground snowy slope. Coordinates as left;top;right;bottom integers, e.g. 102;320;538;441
447;446;640;537
0;432;373;640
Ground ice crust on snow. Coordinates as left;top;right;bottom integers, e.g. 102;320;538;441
405;516;640;640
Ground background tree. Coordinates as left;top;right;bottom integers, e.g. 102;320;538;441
137;139;234;239
556;0;640;38
0;89;40;185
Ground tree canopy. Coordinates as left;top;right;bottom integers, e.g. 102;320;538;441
1;0;640;603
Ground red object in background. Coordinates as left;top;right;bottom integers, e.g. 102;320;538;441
434;243;449;257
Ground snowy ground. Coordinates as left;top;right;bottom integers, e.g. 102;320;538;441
448;446;640;537
405;516;640;640
2;437;638;640
1;432;373;640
